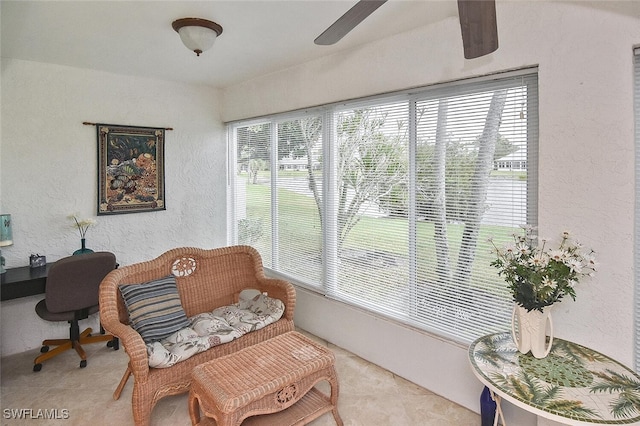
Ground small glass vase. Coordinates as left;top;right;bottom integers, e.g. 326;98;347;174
73;238;94;256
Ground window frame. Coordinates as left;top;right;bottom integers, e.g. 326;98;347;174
228;68;539;344
633;47;640;372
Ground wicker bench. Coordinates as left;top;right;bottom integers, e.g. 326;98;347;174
188;331;343;426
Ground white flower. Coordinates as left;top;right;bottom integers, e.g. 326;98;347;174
528;253;548;268
76;218;96;228
547;249;566;261
490;227;596;311
68;214;96;238
565;257;583;273
584;253;598;270
516;243;530;256
542;276;557;289
504;243;516;255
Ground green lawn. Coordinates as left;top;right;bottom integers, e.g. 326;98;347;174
239;175;519;338
240;177;515;289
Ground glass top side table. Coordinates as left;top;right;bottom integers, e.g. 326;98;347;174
469;332;640;425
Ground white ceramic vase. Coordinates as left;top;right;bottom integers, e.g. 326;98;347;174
511;305;554;358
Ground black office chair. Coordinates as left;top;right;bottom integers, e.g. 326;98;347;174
33;252;119;372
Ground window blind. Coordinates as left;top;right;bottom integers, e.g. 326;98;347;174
409;77;538;341
229;69;539;344
232;122;273;265
275;116;324;284
326;100;411;315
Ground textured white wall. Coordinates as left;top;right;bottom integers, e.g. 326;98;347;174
1;1;639;422
224;1;640;422
0;59;227;355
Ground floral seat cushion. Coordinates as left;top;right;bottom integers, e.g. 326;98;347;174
146;293;285;368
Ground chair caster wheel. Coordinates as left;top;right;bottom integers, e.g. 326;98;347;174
107;339;120;350
40;346;49;353
80;360;87;368
33;363;42;372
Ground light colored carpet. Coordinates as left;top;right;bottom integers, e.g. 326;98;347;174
1;329;479;425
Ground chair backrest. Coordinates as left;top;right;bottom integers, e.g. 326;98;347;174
45;252;116;313
100;246;271;324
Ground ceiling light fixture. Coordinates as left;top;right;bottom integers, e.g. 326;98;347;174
172;18;223;57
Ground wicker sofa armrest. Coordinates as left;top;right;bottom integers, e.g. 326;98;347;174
254;277;296;321
99;269;150;381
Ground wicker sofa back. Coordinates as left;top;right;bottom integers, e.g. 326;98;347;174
99;245;296;426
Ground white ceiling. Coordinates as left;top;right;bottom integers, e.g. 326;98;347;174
0;0;459;89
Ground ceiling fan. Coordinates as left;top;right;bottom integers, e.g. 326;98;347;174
314;0;498;59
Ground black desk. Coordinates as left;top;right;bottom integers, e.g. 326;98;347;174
1;264;52;301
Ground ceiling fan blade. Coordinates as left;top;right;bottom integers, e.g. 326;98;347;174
457;0;498;59
315;0;387;46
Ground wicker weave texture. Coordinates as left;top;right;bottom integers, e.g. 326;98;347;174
189;331;343;426
98;245;296;426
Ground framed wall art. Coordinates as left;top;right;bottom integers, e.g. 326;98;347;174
97;123;166;215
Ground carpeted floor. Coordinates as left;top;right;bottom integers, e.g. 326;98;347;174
0;329;479;425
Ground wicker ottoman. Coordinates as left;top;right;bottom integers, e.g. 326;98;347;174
188;331;343;426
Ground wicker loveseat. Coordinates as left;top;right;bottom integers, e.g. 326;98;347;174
99;245;296;426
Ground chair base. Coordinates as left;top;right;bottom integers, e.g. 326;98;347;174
33;327;119;372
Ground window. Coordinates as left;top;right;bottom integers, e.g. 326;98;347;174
229;69;539;344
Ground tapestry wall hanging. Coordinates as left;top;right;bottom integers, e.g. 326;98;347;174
97;124;165;215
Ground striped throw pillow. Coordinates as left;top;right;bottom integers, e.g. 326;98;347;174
119;275;190;343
